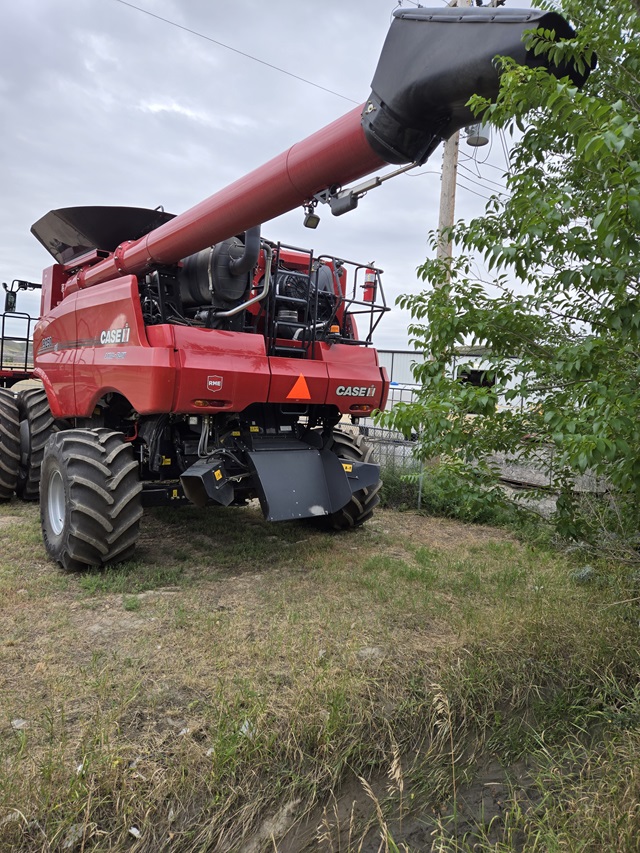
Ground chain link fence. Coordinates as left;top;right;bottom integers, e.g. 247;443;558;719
358;425;421;473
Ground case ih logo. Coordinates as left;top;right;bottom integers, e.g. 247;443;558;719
207;375;223;393
336;385;376;398
100;325;131;345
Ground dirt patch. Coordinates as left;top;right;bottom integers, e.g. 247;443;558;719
373;508;514;551
277;758;540;852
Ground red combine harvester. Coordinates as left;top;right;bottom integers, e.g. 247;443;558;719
0;8;588;570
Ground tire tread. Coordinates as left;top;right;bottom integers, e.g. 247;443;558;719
0;388;20;500
41;428;142;570
325;427;381;530
16;388;60;500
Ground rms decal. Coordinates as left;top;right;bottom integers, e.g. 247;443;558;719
100;326;131;345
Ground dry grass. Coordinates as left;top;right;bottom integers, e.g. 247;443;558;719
0;501;638;851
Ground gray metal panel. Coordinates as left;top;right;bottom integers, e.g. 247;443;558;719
180;459;234;508
247;447;352;522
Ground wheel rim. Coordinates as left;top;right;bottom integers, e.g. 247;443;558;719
48;469;66;536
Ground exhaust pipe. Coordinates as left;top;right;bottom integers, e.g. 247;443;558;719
228;225;261;277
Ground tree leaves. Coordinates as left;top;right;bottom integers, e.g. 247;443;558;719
384;0;640;539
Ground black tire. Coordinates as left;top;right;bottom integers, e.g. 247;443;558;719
17;387;60;500
0;388;20;501
40;429;143;571
325;427;382;530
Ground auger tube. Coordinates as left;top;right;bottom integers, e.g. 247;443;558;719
49;6;588;295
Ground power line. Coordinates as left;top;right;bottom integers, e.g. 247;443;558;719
456;178;494;201
498;129;512;169
466;166;506;189
404;169;442;177
110;0;359;105
458;162;508;192
479;159;512;175
458;169;506;196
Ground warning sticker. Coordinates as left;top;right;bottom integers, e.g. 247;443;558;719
286;374;311;400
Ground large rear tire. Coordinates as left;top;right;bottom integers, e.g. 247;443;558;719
40;429;143;571
325;428;382;530
0;388;20;501
17;387;61;500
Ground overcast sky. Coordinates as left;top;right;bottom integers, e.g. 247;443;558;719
0;0;515;350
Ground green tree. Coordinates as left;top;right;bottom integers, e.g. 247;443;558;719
382;0;639;556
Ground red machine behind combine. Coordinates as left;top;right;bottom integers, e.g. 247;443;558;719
0;8;589;570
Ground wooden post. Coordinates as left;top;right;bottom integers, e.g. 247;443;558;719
436;0;471;269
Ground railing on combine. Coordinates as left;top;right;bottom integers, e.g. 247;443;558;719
264;244;389;358
0;311;37;386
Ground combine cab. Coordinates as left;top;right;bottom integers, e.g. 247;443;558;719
0;7;590;569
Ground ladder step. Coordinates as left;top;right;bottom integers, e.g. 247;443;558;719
271;345;307;358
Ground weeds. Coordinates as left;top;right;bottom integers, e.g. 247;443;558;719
380;464;539;534
0;503;639;851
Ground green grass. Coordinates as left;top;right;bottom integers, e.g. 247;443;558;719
76;558;187;596
0;501;638;851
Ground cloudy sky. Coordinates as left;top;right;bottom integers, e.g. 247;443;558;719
0;0;514;349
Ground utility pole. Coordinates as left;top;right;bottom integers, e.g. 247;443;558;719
436;0;471;265
436;133;461;263
436;0;502;264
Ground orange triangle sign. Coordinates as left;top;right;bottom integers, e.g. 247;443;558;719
287;374;311;400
